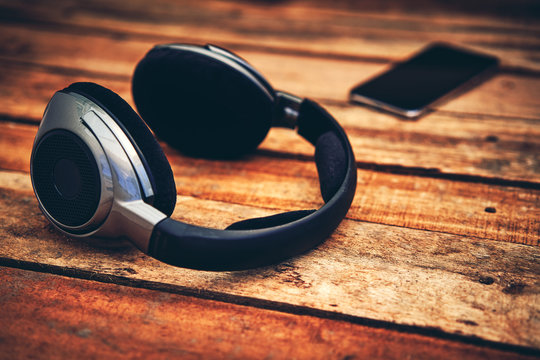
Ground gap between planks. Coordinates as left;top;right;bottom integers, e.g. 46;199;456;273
2;56;539;122
0;63;539;185
0;21;538;184
0;0;539;71
0;171;539;348
1;266;538;359
1;22;539;119
0;0;536;352
0;125;538;246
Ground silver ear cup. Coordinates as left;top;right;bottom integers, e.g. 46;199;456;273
31;90;166;251
31;92;114;234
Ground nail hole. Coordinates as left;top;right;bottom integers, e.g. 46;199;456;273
457;319;479;326
478;276;494;285
503;283;526;295
485;135;499;142
485;207;496;213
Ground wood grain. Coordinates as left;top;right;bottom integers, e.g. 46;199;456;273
2;267;535;360
1;0;539;71
0;0;539;356
1;122;538;246
0;172;538;348
1;22;540;119
0;63;539;184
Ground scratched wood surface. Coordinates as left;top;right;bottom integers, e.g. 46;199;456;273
1;170;540;352
0;0;539;358
2;267;537;360
1;122;538;246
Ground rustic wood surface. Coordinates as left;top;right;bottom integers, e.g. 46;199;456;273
1;122;538;246
1;65;539;184
1;170;539;351
3;266;537;360
0;0;539;358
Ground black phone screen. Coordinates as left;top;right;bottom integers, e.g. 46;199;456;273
349;43;499;117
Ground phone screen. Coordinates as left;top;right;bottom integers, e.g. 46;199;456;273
349;43;499;118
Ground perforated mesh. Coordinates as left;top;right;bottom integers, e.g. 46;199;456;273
32;130;101;227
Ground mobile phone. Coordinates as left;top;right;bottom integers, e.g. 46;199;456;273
349;43;499;118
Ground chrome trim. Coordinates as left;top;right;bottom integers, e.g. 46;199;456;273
155;44;305;130
31;91;166;251
349;92;422;118
204;44;275;98
114;200;168;252
273;91;302;129
31;93;114;233
155;43;275;102
69;92;154;200
80;110;142;200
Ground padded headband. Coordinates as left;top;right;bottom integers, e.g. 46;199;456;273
33;45;357;271
148;99;357;270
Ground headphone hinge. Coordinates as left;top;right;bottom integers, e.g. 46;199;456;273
273;91;302;129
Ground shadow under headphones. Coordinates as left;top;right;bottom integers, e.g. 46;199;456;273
30;44;357;270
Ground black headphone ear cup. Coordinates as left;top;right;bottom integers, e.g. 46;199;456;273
65;82;177;216
132;47;274;158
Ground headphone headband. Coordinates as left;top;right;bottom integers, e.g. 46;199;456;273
148;98;357;270
30;44;357;270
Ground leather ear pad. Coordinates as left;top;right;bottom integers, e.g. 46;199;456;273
64;82;177;216
132;47;274;158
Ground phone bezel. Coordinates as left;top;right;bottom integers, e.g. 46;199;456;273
349;43;499;118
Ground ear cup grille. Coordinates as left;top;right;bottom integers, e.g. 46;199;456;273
32;130;101;227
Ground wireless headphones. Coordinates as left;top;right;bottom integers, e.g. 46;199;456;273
30;44;357;270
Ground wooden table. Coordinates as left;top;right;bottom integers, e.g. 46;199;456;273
0;1;539;358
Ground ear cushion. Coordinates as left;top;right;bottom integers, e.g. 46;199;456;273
314;131;347;202
64;82;177;216
132;46;274;158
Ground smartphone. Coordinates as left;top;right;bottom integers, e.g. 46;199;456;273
349;43;499;118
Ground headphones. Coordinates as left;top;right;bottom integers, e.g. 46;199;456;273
30;44;357;270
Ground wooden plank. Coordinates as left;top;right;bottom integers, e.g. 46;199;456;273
1;1;537;357
1;0;539;71
0;171;539;348
0;122;538;246
0;62;539;184
267;111;540;184
1;267;535;360
0;63;129;121
1;23;540;120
